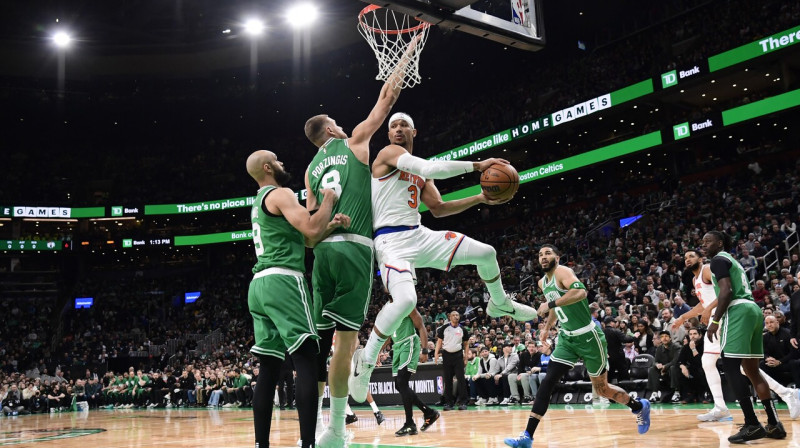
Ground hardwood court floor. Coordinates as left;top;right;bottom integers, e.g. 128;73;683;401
1;403;798;447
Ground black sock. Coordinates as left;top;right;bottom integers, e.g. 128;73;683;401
626;397;643;412
396;370;415;425
762;398;779;426
253;354;282;448
291;340;320;448
721;357;760;426
525;415;541;436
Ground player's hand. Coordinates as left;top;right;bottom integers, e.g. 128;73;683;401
420;353;428;363
671;317;684;330
433;354;439;365
536;302;550;317
475;158;510;172
320;188;340;203
706;321;718;343
328;213;351;230
792;338;799;349
700;310;712;325
478;192;512;205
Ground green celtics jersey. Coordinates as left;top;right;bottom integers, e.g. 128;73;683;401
392;316;417;349
710;251;754;301
307;138;372;239
251;185;305;274
541;273;592;332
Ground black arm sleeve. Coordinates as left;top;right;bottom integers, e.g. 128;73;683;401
709;256;733;280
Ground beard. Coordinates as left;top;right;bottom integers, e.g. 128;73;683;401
686;260;701;272
541;259;558;272
271;163;292;186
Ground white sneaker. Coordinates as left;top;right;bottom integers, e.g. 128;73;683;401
348;347;375;403
592;397;610;406
475;398;487;406
781;388;800;419
486;294;537;321
487;397;499;405
222;403;233;408
696;407;733;422
316;427;353;448
500;398;510;405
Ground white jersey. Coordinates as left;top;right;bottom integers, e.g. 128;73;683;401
693;264;717;308
372;169;426;230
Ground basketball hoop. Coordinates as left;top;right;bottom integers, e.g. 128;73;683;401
358;5;431;89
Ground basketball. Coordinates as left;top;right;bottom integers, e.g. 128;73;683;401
480;163;519;201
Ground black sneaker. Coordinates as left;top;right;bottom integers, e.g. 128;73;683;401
442;404;454;411
508;397;519;405
728;423;767;443
420;410;440;431
765;422;787;439
374;411;385;425
395;423;418;436
458;403;467;410
345;414;358;425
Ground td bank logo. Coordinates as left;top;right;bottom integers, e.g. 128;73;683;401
122;239;133;248
673;122;690;140
111;206;123;217
661;70;678;89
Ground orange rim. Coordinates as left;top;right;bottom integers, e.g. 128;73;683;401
358;4;430;35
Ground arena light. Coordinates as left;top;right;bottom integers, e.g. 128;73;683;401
53;31;71;48
286;3;319;28
244;18;265;36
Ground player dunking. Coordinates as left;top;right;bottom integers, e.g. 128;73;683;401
675;250;800;422
703;231;787;442
303;43;418;448
504;245;650;448
349;112;537;403
245;150;348;448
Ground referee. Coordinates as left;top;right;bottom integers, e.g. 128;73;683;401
434;310;469;411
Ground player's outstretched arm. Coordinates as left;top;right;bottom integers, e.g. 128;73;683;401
269;188;349;246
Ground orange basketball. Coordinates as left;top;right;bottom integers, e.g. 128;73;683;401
480;163;519;201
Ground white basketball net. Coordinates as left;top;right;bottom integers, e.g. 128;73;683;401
358;5;431;89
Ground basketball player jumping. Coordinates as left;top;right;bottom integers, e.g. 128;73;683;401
703;231;787;442
504;245;650;448
348;112;538;404
675;250;800;422
245;150;349;448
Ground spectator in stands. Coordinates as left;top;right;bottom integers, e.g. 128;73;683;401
633;322;654;355
603;317;633;382
473;347;498;405
762;315;799;387
648;331;681;403
494;342;520;405
677;329;707;404
464;348;479;405
645;284;662;305
2;384;24;416
778;294;792;315
513;341;538;403
753;280;769;306
672;295;691;319
740;249;758;283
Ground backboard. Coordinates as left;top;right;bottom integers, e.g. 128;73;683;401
361;0;545;51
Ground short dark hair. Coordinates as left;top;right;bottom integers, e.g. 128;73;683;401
539;244;561;256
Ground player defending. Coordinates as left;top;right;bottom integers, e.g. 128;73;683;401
675;250;800;422
393;308;440;436
245;150;348;448
303;42;419;447
504;245;650;448
703;231;787;442
349;112;537;403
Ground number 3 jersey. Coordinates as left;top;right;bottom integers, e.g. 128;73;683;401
371;167;426;230
307;138;373;239
250;185;305;274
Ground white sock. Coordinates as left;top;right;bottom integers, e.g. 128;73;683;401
370;401;379;413
345;403;353;415
760;368;789;396
330;396;348;434
318;397;324;414
702;353;727;411
362;332;387;366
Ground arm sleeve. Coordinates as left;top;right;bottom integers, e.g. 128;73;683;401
710;256;732;280
396;153;474;180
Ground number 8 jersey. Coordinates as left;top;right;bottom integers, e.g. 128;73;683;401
307;138;373;239
371;168;426;230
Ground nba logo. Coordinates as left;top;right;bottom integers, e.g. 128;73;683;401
511;0;527;26
436;376;444;395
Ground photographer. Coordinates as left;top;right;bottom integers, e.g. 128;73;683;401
3;384;25;416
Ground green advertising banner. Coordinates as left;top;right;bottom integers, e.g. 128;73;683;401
145;196;256;215
708;24;800;72
421;131;663;211
1;240;63;251
173;230;252;246
722;88;800;126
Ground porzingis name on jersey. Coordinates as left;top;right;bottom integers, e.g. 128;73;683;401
398;171;425;189
310;154;349;179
